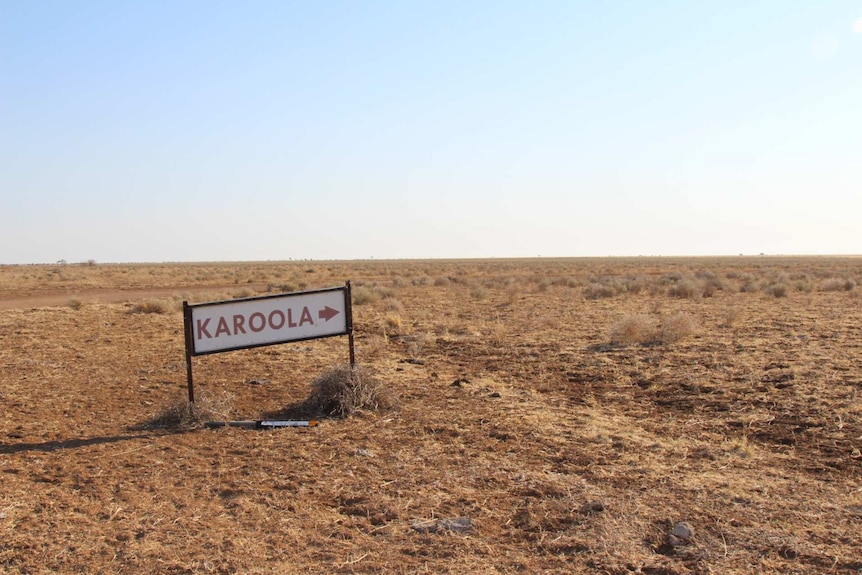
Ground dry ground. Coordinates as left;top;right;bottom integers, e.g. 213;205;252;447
1;257;861;574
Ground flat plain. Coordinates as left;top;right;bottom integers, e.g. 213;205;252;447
1;257;860;574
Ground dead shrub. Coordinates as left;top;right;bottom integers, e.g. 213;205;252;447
739;279;760;293
658;312;698;344
384;312;403;330
820;278;856;292
722;306;742;328
623;276;649;294
231;287;255;299
267;282;299;293
303;365;395;418
702;277;724;297
143;390;234;429
505;283;522;305
668;279;700;299
610;314;657;346
794;277;813;292
584;283;618;300
470;285;489;300
352;286;378;305
130;299;169;314
764;283;788;298
376;286;397;299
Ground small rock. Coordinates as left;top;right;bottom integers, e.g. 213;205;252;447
438;517;472;533
355;448;373;458
246;378;270;385
579;501;605;514
411;519;438;533
488;391;502;398
451;378;471;387
410;517;472;534
671;521;694;540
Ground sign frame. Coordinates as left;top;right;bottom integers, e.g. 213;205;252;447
182;281;355;403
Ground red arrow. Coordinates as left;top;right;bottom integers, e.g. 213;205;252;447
318;306;340;322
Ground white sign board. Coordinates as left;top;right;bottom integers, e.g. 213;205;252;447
186;286;350;355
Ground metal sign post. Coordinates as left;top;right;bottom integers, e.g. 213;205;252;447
183;282;355;403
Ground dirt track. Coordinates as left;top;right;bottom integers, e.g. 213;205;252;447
0;284;268;311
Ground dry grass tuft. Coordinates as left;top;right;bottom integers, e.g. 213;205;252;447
657;312;698;344
610;312;697;345
667;278;700;299
764;283;788;298
722;306;742;328
384;312;403;330
610;314;657;346
303;365;395;418
142;390;235;429
820;277;856;292
351;286;378;305
584;283;618;300
130;299;170;314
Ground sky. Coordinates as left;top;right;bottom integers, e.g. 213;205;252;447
2;1;861;264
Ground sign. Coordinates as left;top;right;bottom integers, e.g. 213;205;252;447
187;286;350;355
182;283;355;402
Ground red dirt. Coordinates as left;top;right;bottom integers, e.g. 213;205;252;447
1;258;861;574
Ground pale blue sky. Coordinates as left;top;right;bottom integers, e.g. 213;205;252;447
2;1;861;264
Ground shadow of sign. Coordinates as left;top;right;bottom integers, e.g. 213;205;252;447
0;431;179;455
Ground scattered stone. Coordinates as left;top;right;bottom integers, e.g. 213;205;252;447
488;391;502;398
439;517;472;533
579;501;605;514
245;378;270;385
411;519;437;533
451;378;471;387
411;517;472;534
355;448;374;458
671;521;694;540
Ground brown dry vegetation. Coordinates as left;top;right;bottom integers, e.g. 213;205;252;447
1;257;861;574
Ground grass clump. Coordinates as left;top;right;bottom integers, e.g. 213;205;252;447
610;312;697;346
584;283;618;300
470;285;489;300
352;286;378;305
820;277;856;292
303;365;395;418
352;284;396;305
130;299;170;314
657;312;698;344
609;314;657;346
667;278;700;299
143;390;235;429
764;283;788;298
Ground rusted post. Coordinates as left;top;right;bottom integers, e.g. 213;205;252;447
345;281;356;369
182;301;195;403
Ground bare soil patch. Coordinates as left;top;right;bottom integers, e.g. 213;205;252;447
2;258;861;573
